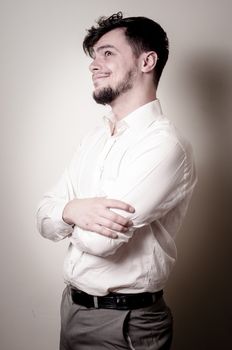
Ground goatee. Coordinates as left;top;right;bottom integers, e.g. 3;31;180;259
93;87;120;105
93;70;136;105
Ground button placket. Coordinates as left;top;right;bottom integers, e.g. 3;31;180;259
98;138;117;181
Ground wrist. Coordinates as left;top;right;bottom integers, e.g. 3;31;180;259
62;200;75;225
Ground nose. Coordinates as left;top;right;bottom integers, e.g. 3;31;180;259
89;57;101;73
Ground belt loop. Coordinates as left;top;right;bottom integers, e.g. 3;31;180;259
152;294;156;303
93;296;99;308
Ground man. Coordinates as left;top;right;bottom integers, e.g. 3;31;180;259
37;12;197;350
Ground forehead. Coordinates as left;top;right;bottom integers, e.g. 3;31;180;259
93;27;131;52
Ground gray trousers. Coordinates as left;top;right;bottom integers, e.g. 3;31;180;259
60;286;173;350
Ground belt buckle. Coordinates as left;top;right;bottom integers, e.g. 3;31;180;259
115;296;128;309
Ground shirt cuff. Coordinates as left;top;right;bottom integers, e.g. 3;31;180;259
48;201;74;239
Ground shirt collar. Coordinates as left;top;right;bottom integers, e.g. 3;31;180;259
103;99;163;136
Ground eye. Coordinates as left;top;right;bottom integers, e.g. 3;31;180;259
104;50;112;57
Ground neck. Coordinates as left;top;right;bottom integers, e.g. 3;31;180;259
110;84;157;121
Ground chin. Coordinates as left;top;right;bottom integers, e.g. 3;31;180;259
94;85;110;95
93;86;116;105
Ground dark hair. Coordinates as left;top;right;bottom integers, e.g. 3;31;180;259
83;12;169;86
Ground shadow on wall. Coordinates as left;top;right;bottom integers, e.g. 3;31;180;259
167;52;232;350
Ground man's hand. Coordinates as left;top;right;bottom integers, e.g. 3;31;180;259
62;197;135;238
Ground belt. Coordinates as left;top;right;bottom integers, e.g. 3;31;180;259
70;287;163;310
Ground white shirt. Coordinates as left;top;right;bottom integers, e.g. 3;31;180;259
37;100;197;296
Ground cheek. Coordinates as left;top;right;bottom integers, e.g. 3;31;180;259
108;61;133;85
112;65;128;80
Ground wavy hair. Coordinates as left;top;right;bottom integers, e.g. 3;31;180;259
83;12;169;86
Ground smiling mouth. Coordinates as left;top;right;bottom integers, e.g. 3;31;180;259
92;74;110;85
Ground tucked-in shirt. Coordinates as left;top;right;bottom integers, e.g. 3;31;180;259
37;99;197;296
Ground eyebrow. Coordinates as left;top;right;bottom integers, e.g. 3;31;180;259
92;44;119;57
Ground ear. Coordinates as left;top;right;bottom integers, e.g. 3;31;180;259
140;51;158;73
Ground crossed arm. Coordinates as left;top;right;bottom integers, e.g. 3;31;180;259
37;138;193;257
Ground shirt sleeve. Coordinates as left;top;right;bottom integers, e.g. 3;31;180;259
70;135;196;257
36;152;79;242
36;126;105;242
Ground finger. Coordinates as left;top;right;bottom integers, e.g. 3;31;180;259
97;217;130;233
98;208;133;227
91;224;118;238
104;199;135;213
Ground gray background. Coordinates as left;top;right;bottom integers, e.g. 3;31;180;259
1;0;232;349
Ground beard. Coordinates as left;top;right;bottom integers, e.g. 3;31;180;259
93;69;136;105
